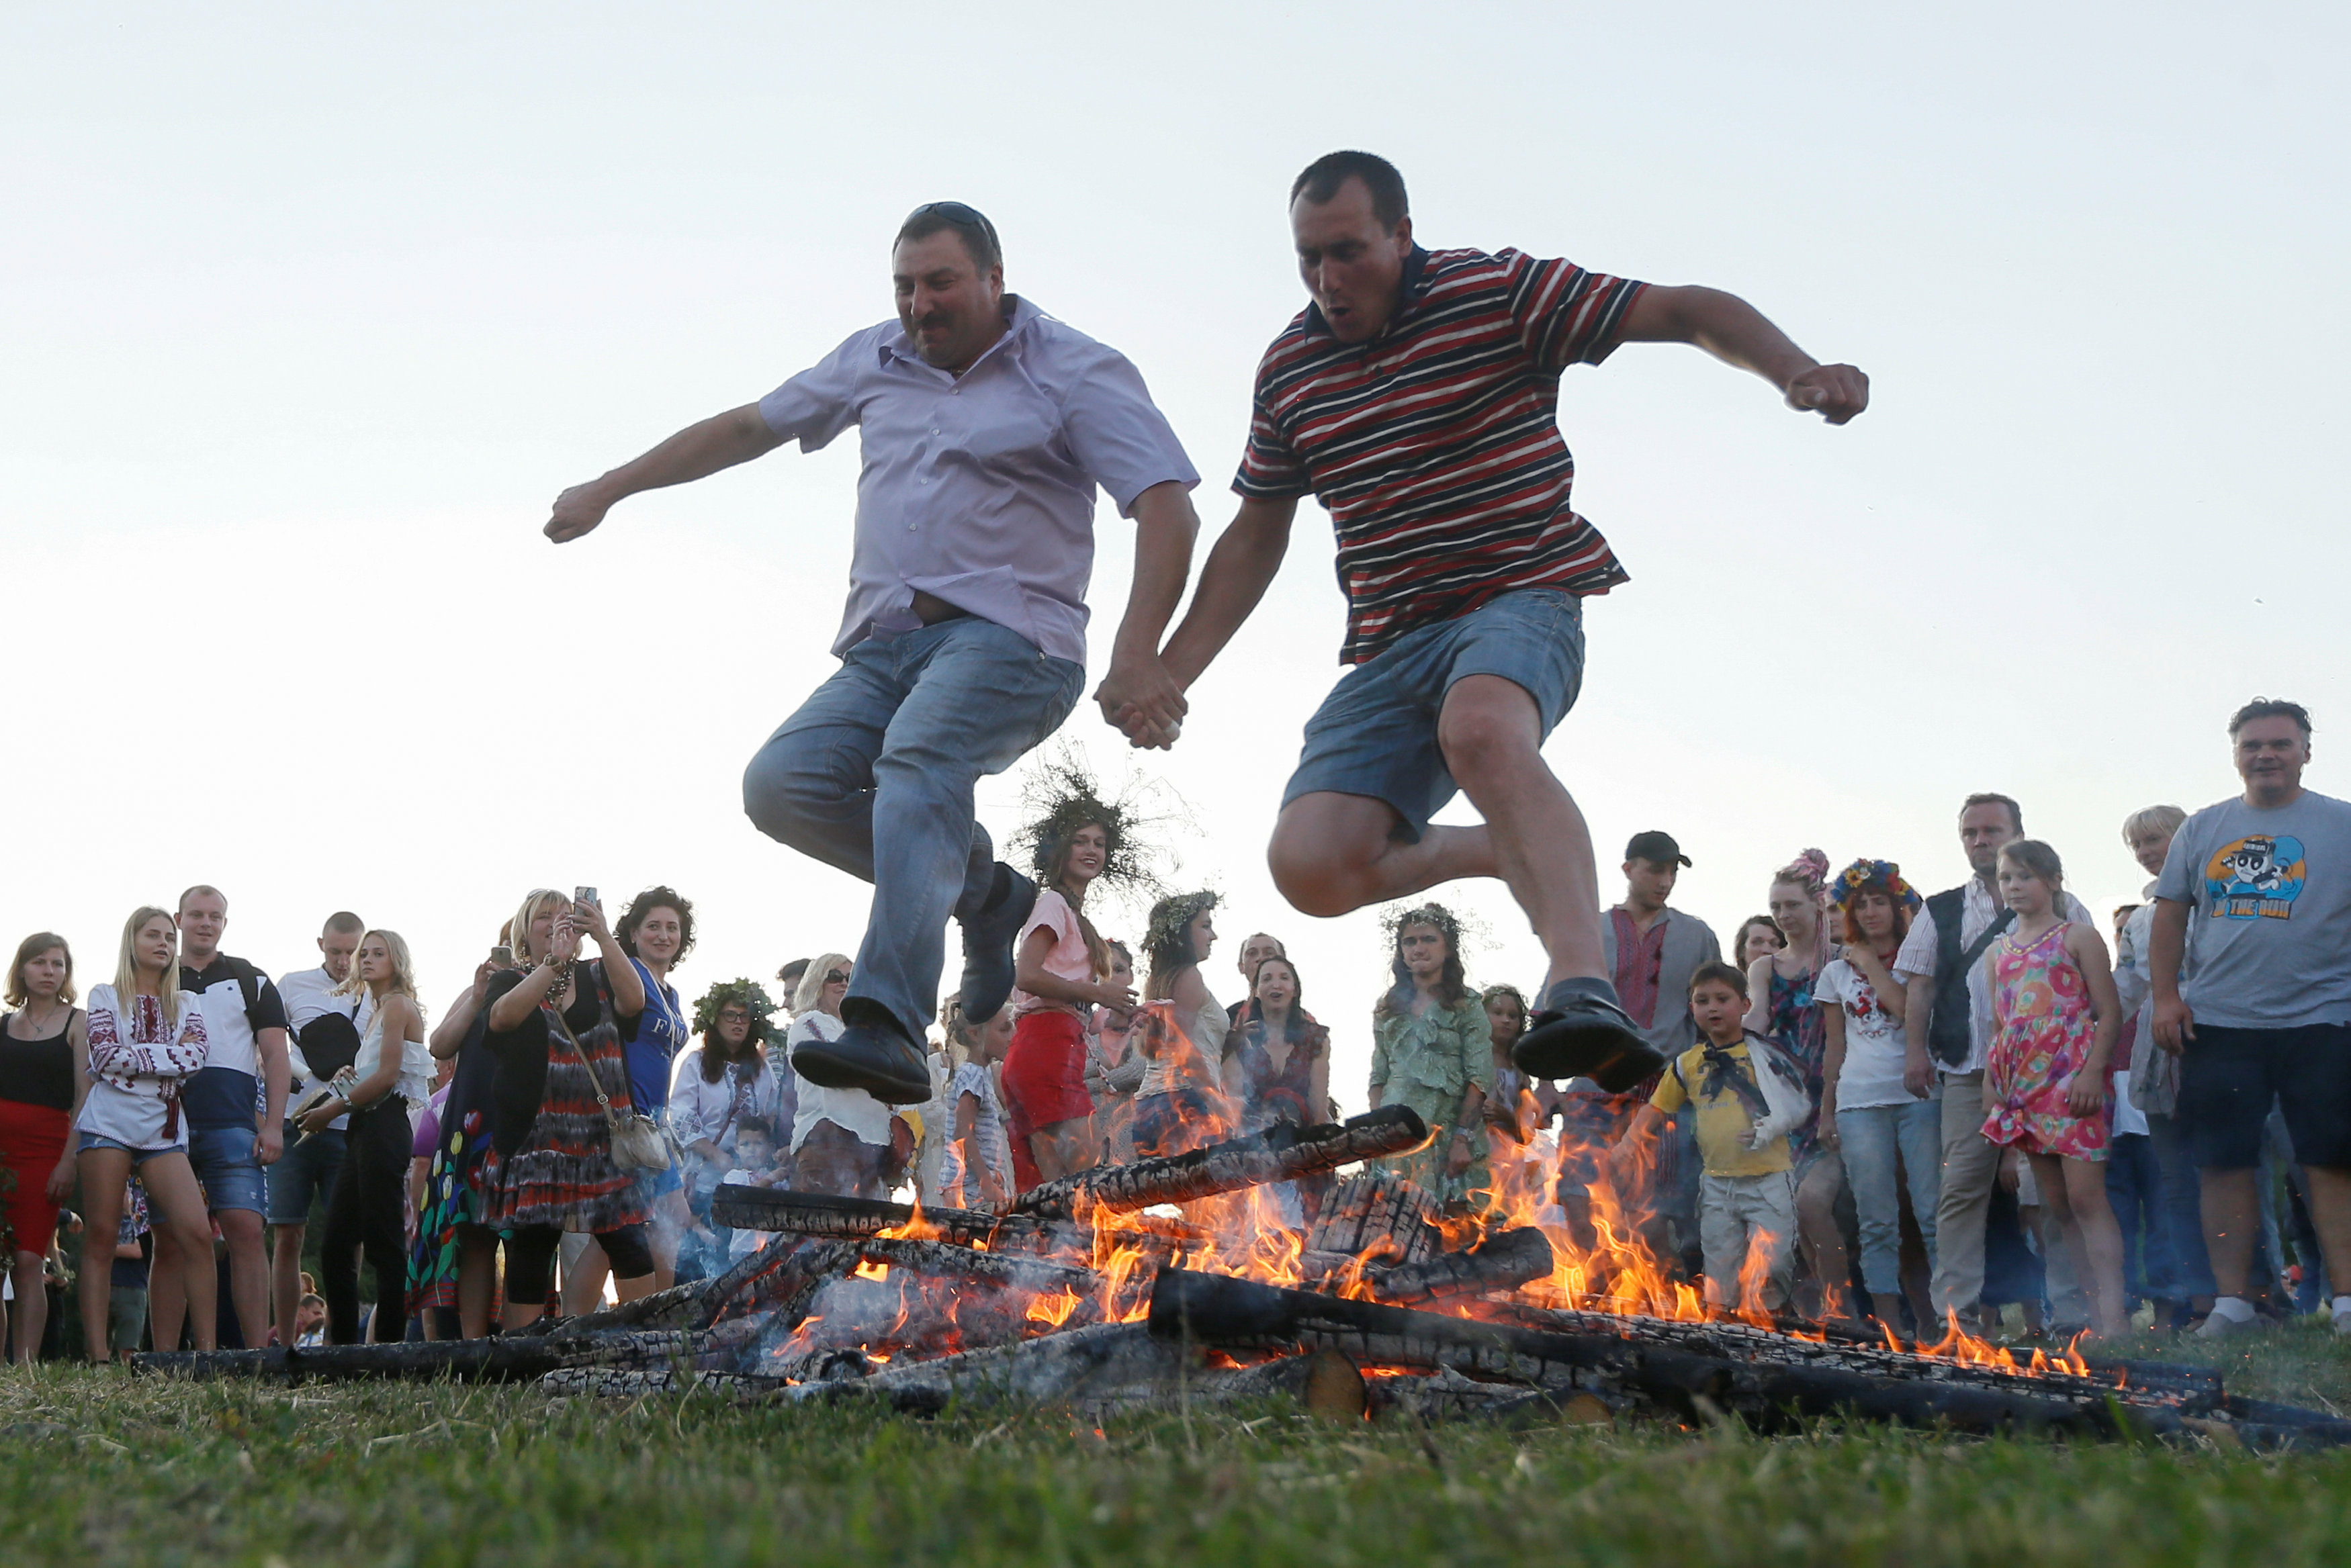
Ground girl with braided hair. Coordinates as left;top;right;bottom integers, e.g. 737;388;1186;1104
1368;905;1492;1209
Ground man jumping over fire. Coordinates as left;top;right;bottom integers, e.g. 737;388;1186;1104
1129;150;1868;1089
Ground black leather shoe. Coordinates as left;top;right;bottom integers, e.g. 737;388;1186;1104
1510;976;1667;1092
957;866;1037;1024
791;1008;933;1104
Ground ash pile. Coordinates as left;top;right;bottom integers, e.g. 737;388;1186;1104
133;1107;2350;1450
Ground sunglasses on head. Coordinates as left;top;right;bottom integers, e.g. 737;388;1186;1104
907;200;999;246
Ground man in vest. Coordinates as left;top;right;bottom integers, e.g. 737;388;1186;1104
1896;794;2094;1325
271;911;367;1345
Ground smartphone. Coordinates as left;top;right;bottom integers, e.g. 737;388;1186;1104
491;945;515;968
574;886;598;908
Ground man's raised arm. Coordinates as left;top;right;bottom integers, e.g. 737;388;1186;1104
545;404;786;543
1110;495;1298;746
1617;285;1869;426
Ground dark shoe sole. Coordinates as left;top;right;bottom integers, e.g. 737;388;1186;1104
1511;1009;1667;1092
792;1027;932;1104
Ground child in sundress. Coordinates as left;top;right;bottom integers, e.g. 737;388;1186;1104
1980;839;2130;1338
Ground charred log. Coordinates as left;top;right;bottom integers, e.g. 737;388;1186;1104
1016;1107;1430;1222
854;1237;1098;1297
541;1367;787;1399
709;1188;1087;1256
1356;1228;1555;1306
1146;1269;2194;1443
705;1238;867;1330
1303;1168;1442;1266
512;1279;715;1338
132;1330;705;1385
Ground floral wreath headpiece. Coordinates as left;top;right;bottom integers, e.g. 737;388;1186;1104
1829;858;1923;914
1011;747;1184;903
691;978;779;1045
1143;890;1221;959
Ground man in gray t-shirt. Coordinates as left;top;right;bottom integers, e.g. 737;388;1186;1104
2151;698;2351;1338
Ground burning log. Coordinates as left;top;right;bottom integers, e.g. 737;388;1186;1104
1016;1107;1430;1222
511;1279;717;1338
1304;1168;1441;1266
707;1238;867;1328
709;1187;1088;1256
1145;1269;2213;1444
1354;1227;1556;1307
854;1236;1098;1297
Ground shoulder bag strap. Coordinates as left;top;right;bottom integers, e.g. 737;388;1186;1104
543;980;628;1119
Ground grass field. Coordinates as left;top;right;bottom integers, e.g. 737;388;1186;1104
3;1324;2348;1568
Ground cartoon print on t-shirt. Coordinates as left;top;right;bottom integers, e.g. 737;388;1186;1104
2203;835;2307;921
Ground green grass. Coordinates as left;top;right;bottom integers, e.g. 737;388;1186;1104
3;1324;2348;1568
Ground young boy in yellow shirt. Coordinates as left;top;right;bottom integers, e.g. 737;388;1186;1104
1609;962;1805;1312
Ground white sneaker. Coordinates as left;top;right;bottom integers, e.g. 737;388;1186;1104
2332;1309;2351;1338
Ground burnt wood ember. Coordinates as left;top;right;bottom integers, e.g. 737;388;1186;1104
707;1238;867;1329
1016;1107;1431;1222
1142;1269;2276;1445
511;1279;717;1338
1303;1168;1441;1266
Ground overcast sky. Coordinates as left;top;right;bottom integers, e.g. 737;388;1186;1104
5;4;2343;1107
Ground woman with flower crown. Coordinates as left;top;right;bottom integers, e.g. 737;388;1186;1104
1368;904;1492;1210
1816;858;1936;1328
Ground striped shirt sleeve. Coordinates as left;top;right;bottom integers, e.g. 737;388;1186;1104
1502;250;1648;373
1233;371;1315;499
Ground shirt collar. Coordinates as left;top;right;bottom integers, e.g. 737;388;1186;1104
883;293;1038;374
1302;245;1432;342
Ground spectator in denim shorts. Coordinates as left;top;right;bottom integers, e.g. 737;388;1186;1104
157;886;290;1350
2152;698;2351;1337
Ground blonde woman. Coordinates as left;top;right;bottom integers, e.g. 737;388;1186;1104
74;907;217;1358
787;955;894;1199
480;888;653;1328
300;929;431;1344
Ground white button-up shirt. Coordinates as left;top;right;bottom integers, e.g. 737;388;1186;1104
1894;877;2095;1076
757;296;1198;666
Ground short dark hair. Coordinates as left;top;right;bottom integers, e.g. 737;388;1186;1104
1960;792;2024;833
617;886;697;965
895;201;1002;275
322;911;365;937
2229;697;2312;738
1689;961;1750;1001
776;957;809;993
1290;150;1409;230
736;1116;773;1142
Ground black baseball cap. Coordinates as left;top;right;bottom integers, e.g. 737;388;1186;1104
1625;831;1691;868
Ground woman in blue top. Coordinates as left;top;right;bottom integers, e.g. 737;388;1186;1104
564;886;697;1309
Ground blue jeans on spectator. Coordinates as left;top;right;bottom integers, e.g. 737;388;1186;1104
2104;1129;2174;1304
1836;1099;1941;1298
2144;1111;2215;1301
740;617;1083;1041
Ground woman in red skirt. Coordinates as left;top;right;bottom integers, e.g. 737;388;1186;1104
2;933;86;1363
1001;783;1142;1191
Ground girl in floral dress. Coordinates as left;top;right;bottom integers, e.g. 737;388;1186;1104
1368;906;1491;1210
1982;839;2130;1338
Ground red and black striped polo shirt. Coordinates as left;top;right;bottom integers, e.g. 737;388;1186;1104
1234;245;1647;665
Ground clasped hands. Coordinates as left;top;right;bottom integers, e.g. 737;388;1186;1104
1094;651;1188;751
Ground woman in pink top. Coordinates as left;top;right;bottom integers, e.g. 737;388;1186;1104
1002;811;1135;1190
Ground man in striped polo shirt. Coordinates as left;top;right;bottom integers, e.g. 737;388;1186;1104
1136;150;1867;1091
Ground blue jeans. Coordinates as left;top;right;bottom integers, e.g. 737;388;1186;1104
1836;1099;1941;1297
741;617;1083;1039
2104;1129;2176;1303
2145;1111;2216;1298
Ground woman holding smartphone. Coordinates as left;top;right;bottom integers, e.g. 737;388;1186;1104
480;888;652;1326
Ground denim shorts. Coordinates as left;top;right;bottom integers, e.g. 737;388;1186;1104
78;1131;187;1164
1283;588;1587;840
265;1125;347;1225
187;1124;269;1215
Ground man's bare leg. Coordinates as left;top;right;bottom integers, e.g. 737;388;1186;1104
1266;676;1602;986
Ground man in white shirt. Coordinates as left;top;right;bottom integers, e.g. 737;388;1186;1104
269;912;365;1344
1896;796;2094;1324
